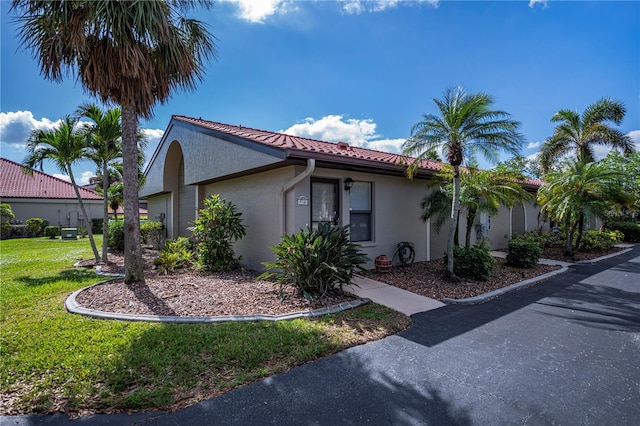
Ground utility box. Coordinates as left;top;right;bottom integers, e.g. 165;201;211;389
61;228;78;240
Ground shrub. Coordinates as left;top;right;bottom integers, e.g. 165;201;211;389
9;225;27;239
259;224;369;301
192;195;247;272
91;218;104;234
1;222;11;239
579;229;623;252
26;217;44;237
506;239;542;268
108;220;125;252
77;225;87;238
153;237;195;274
608;221;640;243
44;226;61;239
446;242;494;280
141;220;164;249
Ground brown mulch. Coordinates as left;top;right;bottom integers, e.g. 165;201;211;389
75;248;358;317
369;245;627;300
74;245;628;317
368;258;561;300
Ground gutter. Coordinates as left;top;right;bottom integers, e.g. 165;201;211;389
282;159;315;235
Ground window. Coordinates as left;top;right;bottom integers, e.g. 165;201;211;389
311;179;339;230
349;181;372;242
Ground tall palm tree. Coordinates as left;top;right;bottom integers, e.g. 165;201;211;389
22;116;101;261
13;0;216;283
539;98;634;172
537;159;624;256
403;87;524;277
76;103;122;263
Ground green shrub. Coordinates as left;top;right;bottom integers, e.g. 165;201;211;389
506;239;542;268
153;237;195;274
77;225;87;238
608;221;640;243
9;225;27;239
1;222;11;239
91;218;104;234
192;195;247;272
141;220;164;249
107;220;125;251
44;226;61;239
26;217;44;237
446;242;494;280
579;229;623;252
259;224;369;301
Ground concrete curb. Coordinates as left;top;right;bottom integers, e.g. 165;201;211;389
442;245;635;305
65;279;371;323
442;266;570;305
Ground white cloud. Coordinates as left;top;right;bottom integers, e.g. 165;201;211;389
226;0;289;23
0;111;61;149
342;0;438;15
52;170;96;186
281;115;407;153
627;130;640;151
526;141;543;150
528;0;549;9
366;138;407;154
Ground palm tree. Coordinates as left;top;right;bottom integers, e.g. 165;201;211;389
421;164;532;248
22;116;101;261
403;87;524;277
76;103;122;263
539;98;634;172
537;159;625;256
13;0;216;283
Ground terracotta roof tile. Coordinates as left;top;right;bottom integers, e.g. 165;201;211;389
173;116;443;172
0;157;102;200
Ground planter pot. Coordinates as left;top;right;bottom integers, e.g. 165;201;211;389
375;255;392;272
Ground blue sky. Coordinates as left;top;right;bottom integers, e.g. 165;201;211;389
1;0;638;184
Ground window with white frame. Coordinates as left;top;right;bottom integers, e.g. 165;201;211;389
349;181;372;242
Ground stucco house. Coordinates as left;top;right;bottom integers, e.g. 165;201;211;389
141;116;546;270
0;157;103;227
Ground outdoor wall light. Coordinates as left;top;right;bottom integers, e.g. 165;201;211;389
344;177;354;191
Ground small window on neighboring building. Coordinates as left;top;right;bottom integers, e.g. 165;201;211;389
349;181;372;242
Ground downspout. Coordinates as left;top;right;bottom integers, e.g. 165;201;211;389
509;206;513;240
522;203;528;232
282;159;316;235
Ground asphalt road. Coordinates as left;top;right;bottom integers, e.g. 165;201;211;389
6;246;640;425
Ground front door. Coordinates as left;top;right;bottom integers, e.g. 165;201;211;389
311;179;339;229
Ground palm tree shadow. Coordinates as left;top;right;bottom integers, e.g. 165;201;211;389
16;268;99;287
126;280;177;316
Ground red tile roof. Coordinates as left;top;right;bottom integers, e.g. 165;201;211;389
0;157;103;200
172;115;443;173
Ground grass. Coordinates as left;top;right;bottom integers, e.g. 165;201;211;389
0;237;410;416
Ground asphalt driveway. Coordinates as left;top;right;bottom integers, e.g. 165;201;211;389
7;246;640;425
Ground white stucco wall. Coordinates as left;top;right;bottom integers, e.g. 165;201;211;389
5;198;102;227
141;122;284;198
203;167;296;271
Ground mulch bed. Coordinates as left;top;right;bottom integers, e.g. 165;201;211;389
73;245;628;316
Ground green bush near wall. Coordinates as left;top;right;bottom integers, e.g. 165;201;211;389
44;226;61;239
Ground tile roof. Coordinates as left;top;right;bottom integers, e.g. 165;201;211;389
0;157;102;200
172;115;443;173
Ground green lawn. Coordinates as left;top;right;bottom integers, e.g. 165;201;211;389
0;237;410;416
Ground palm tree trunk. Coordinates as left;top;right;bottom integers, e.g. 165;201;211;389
121;104;145;284
465;207;477;248
566;219;578;257
454;210;460;247
447;165;461;277
67;164;100;262
574;212;585;254
101;161;109;262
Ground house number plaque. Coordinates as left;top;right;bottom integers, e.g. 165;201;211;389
297;196;309;206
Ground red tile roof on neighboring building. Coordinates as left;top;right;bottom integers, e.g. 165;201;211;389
0;157;102;200
172;115;443;173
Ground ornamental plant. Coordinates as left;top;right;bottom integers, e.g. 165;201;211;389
26;217;44;237
506;239;542;268
259;224;369;301
154;237;195;274
445;241;494;281
192;195;246;272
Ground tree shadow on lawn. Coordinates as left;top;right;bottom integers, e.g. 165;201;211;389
15;268;99;287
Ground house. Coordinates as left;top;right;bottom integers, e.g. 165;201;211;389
0;157;103;227
140;116;546;270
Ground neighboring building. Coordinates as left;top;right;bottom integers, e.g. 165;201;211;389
0;157;103;227
141;116;546;270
